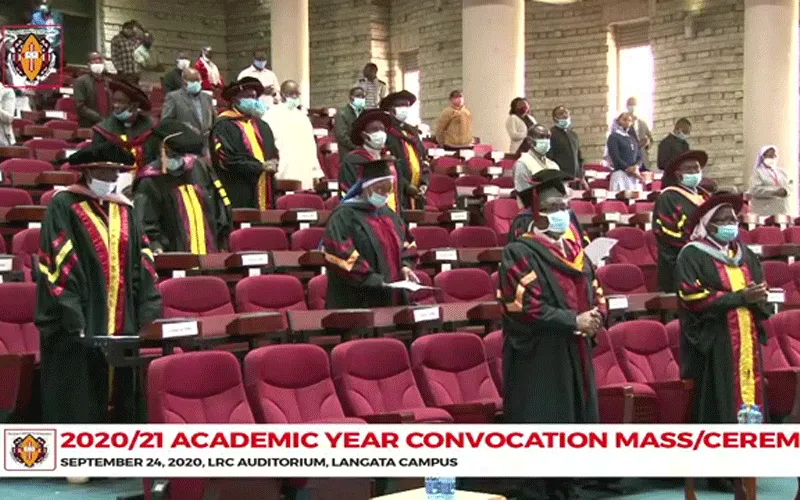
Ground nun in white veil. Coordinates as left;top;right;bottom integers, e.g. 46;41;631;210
748;145;791;216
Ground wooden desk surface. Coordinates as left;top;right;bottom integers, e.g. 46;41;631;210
371;489;505;500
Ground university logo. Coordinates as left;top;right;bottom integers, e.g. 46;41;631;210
1;25;62;89
4;429;56;471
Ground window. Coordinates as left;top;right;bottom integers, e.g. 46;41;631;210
402;69;421;126
617;45;654;127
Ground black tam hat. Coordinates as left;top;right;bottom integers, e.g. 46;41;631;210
108;78;151;111
523;169;570;216
361;160;393;184
153;120;204;155
379;90;417;111
221;76;264;102
67;142;135;171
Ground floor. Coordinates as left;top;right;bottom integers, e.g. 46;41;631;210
0;478;795;500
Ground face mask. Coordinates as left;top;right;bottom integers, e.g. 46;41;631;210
89;63;105;75
176;59;190;70
114;109;133;122
253;60;266;70
365;131;387;150
675;131;688;141
186;81;202;95
166;157;183;173
367;192;388;208
253;100;267;116
533;139;551;155
763;157;778;168
352;97;366;111
546;210;571;235
714;224;739;243
88;178;116;197
627;105;636;114
394;106;410;123
237;98;260;116
680;172;702;189
453;98;464;107
557;118;570;129
285;97;302;110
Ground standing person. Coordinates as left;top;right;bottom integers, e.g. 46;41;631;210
161;68;215;150
132;31;158;75
657;118;692;186
0;80;16;146
322;160;417;309
339;109;401;212
626;97;653;171
35;143;161;426
210;77;278;210
334;87;366;157
653;150;710;293
498;168;605;500
355;63;388;110
506;97;537;154
72;52;111;128
195;45;224;92
265;80;324;191
161;53;191;94
237;49;279;107
512;124;559;207
547;105;584;180
607;112;643;191
748;145;791;216
381;90;428;210
435;90;473;149
133;120;230;254
110;20;143;84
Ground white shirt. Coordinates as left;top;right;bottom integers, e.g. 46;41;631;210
238;65;280;108
265;104;324;190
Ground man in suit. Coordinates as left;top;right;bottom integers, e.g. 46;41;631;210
0;80;15;146
547;105;584;181
657;118;692;187
334;86;365;157
72;52;112;128
161;68;215;154
162;53;191;94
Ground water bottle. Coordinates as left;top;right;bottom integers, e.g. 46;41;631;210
747;404;763;424
737;404;749;424
425;477;456;500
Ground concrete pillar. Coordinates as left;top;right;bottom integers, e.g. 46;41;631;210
271;0;310;107
462;0;525;152
743;0;799;215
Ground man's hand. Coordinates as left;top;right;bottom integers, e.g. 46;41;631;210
405;185;419;197
743;282;768;304
402;266;420;283
576;307;603;337
418;185;428;196
263;159;278;174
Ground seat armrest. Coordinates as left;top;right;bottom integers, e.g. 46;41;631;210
597;384;657;423
763;368;800;420
361;412;415;423
438;403;497;423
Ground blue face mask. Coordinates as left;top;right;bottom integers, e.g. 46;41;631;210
285;97;302;110
714;224;739;243
546;210;571;234
557;118;571;129
352;97;366;111
237;98;261;116
186;81;202;95
114;109;133;122
533;139;551;155
675;131;688;141
253;60;266;70
166;157;183;173
367;192;388;208
680;172;702;189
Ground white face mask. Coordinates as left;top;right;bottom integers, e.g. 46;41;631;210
763;157;778;168
89;63;105;75
88;178;116;197
176;58;191;70
365;131;387;150
394;106;410;123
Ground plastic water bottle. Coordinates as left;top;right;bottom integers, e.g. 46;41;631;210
747;404;763;424
425;477;456;500
737;404;749;424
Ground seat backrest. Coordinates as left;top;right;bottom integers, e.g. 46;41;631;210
762;260;793;291
607;227;654;266
158;276;234;317
11;228;39;274
54;97;76;113
595;263;647;295
228;227;289;252
772;309;800;367
484;198;520;244
409;269;436;305
750;226;785;245
22;138;71;150
290;227;325;251
464;157;493;175
630;201;655;213
738;229;753;244
275;193;325;210
330;338;427;416
426;173;456;211
307;274;327;310
450;226;498;249
665;319;681;362
490;176;513;188
0;188;33;207
148;351;255;423
785;227;800;244
568;199;595;216
0;283;39;358
482;330;503;395
409;226;451;251
454;174;489;188
434;268;494;303
44;119;78;131
235;275;307;316
597;200;629;214
591;329;628;386
0;158;53;176
39;189;58;206
761;315;791;371
244;344;347;423
610;320;679;383
410;332;499;406
644;230;659;262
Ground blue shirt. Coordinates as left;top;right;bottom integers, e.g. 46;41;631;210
606;130;642;171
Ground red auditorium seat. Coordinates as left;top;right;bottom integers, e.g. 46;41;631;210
568;199;595;216
0;188;33;207
244;344;365;424
762;311;800;417
0;158;53;181
610;320;693;423
490;176;513;189
497;158;515;171
409;270;436;305
665;319;681;364
409;226;451;251
425;173;456;211
434;268;494;303
0;283;39;359
629;201;655;213
228;227;289;252
785;226;800;244
454;174;488;191
588;178;610;190
276;193;325;210
596;200;629;214
762;261;800;305
159;276;234;317
464;157;493;175
22;139;70;162
775;309;800;367
738;228;753;244
324;196;340;210
43;119;79;131
54;97;76;114
0;237;5;254
235;275;307;324
147;351;282;500
322;152;340;180
39;189;58;206
431;156;461;176
482;330;503;395
307;274;327;310
11;228;39;279
750;226;785;245
290;227;325;251
450;226;498;248
330;338;454;422
484;198;520;245
472;144;493;157
410;332;502;415
607;227;658;292
596;263;648;295
644;230;659;267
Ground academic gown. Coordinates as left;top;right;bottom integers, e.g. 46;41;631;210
92;115;159;175
211;110;279;210
322;199;416;309
133;156;231;254
677;241;771;423
508;209;588;246
385;120;429;210
339;148;403;213
498;225;606;425
34;187;162;424
652;185;709;292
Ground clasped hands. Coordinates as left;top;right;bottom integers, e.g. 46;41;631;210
576;307;604;338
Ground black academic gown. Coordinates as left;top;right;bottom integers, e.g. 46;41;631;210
385;120;429;210
211;111;279;210
508;209;588;246
322;199;416;309
498;228;605;425
653;186;709;292
133;156;231;254
339;148;403;213
677;241;770;423
92;115;159;175
35;187;162;424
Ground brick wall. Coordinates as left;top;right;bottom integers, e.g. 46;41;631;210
225;0;270;82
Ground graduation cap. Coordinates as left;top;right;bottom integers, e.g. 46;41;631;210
379;90;417;111
221;76;264;102
361;159;394;187
664;150;708;181
685;192;744;237
152;119;204;155
522;169;570;216
67;142;136;171
350;109;393;146
108;78;151;111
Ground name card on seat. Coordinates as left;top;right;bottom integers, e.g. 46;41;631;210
328;143;339;153
44;110;67;119
486;166;503;176
435;249;458;261
296;210;318;222
749;245;763;256
226;312;284;336
140;318;200;340
281;210;319;223
59;87;73;95
312;128;328;138
460;149;475;160
768;289;786;304
212;99;218;106
394;306;443;326
0;171;3;182
481;185;500;196
239;253;270;267
327;180;339;191
490;151;504;161
429;148;446;158
449;210;469;222
607;295;629;311
412;307;441;323
0;255;12;272
599;213;621;223
590;189;607;199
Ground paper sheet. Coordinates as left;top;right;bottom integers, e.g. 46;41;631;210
384;281;436;293
585;237;618;268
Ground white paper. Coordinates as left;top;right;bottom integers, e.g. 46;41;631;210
768;290;786;304
328;143;339;153
0;257;11;272
172;270;186;278
59;87;73;95
385;281;436;293
607;296;630;311
585;237;618;268
441;263;452;272
429;148;445;158
240;223;252;229
602;213;621;222
490;151;504;161
412;307;440;323
749;245;763;256
486;166;503;176
212;99;218;106
0;171;3;182
312;128;328;138
45;110;67;119
456;186;475;197
28;222;41;229
461;150;475;160
296;211;318;221
327;108;337;117
248;268;261;277
327;181;339;191
161;321;199;339
482;185;500;195
117;172;133;193
499;188;514;197
240;253;270;267
63;149;78;158
450;211;468;222
591;189;607;199
435;249;458;261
